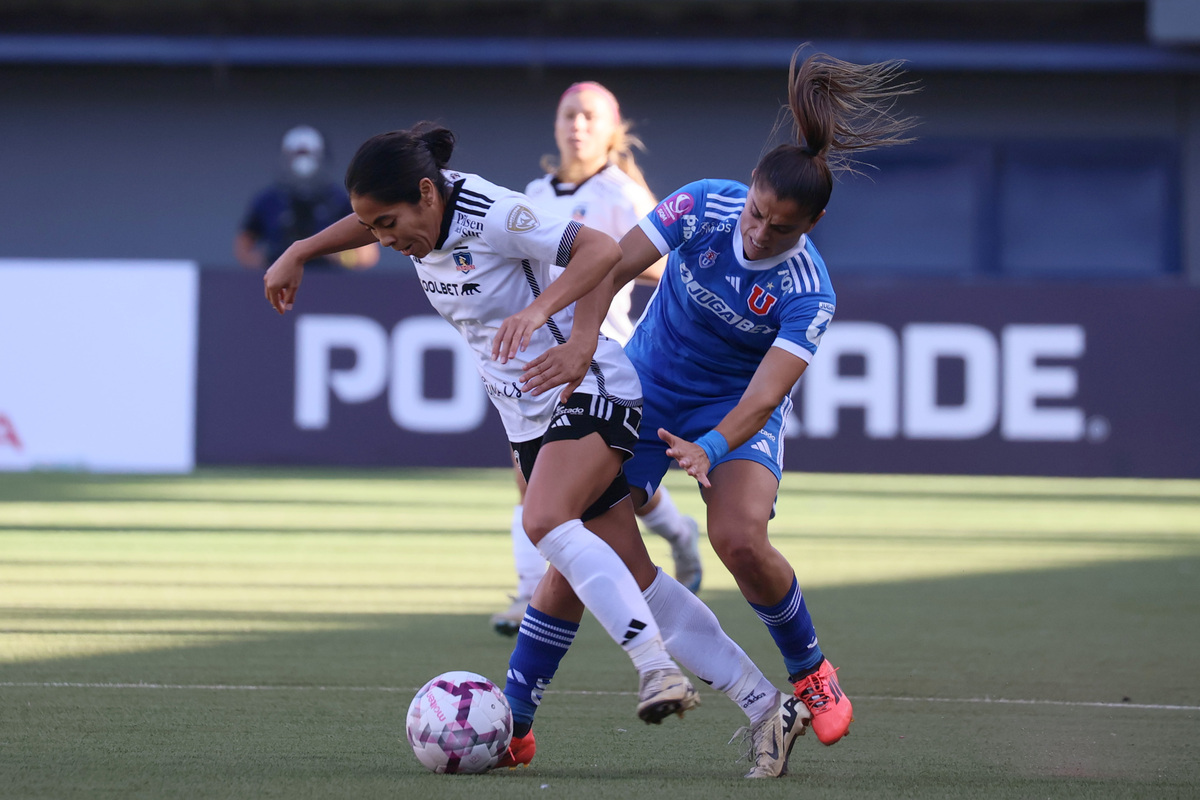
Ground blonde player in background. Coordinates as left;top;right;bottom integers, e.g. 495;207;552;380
492;81;703;636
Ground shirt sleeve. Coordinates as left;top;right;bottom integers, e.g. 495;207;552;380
483;192;579;267
772;297;836;363
635;180;708;255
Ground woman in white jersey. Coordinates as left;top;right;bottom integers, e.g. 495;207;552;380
264;123;810;778
492;81;703;638
517;48;918;752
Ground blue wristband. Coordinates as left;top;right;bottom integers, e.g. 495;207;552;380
694;430;730;465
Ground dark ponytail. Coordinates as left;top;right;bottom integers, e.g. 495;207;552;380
345;122;456;205
756;46;919;220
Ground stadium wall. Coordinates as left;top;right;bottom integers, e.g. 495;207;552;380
0;63;1197;282
195;271;1200;479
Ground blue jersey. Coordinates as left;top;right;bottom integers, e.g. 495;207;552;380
625;179;836;399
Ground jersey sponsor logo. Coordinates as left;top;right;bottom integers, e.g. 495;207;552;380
506;204;540;233
655;191;694;226
679;263;777;335
700;248;719;268
455;213;484;238
748;285;779;315
420;278;478;297
452;250;476;273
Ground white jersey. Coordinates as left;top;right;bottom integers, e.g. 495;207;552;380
412;170;642;442
525;164;656;344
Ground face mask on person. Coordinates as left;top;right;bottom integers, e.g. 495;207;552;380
288;153;320;179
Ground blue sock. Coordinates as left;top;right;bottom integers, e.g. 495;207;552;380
503;606;578;736
749;575;824;679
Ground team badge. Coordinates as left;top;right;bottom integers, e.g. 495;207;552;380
699;248;719;268
748;285;778;315
452;250;476;273
571;204;587;221
506;204;540;233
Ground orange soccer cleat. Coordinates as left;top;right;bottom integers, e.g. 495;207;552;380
493;730;536;769
791;659;854;745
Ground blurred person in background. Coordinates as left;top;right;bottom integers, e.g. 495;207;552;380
490;81;704;637
235;125;379;271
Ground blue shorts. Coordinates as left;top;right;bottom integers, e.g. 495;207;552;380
623;378;792;499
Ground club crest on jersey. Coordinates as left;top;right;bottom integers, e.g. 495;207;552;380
656;192;694;226
699;248;719;268
748;285;778;315
506;204;540;233
452;250;476;273
571;204;587;221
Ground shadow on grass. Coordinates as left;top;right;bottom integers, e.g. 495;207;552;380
1;557;1197;799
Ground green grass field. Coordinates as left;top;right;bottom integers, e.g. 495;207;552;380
1;468;1198;799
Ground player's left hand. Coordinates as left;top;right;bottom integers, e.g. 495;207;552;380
520;339;592;401
492;306;549;365
659;428;712;487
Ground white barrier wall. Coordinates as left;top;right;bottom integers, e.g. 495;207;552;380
0;260;198;472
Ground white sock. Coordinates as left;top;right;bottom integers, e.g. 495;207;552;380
643;567;779;724
510;504;545;599
536;520;673;673
638;488;686;544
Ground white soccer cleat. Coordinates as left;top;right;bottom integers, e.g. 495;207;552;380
733;693;811;778
489;594;530;637
670;516;704;593
636;667;701;724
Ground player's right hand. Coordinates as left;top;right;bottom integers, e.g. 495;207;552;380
264;252;304;314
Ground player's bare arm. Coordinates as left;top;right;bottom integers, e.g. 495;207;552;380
264;213;378;314
519;258;609;400
613;227;662;292
660;347;808;486
492;225;620;363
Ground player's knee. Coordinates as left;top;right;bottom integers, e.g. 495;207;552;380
521;503;565;543
711;534;769;578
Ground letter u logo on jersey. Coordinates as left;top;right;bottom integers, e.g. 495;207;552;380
748;285;778;315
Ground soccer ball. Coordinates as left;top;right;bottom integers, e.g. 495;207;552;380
406;670;513;774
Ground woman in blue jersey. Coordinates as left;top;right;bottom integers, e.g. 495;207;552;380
521;48;918;748
263;123;810;778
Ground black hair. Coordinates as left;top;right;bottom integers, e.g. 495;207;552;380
344;122;456;205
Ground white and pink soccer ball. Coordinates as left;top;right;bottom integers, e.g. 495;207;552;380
406;671;513;773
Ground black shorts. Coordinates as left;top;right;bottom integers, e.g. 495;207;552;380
511;393;642;523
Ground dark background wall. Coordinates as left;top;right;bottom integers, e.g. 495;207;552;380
2;0;1198;282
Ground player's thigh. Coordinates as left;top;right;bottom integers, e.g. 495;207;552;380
701;458;779;556
524;433;624;536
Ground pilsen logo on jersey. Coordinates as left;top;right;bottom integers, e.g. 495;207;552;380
748;285;778;315
452;250;476;273
506;204;540;233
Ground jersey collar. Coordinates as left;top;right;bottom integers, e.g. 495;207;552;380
732;214;808;271
550;163;610;197
433;177;466;251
